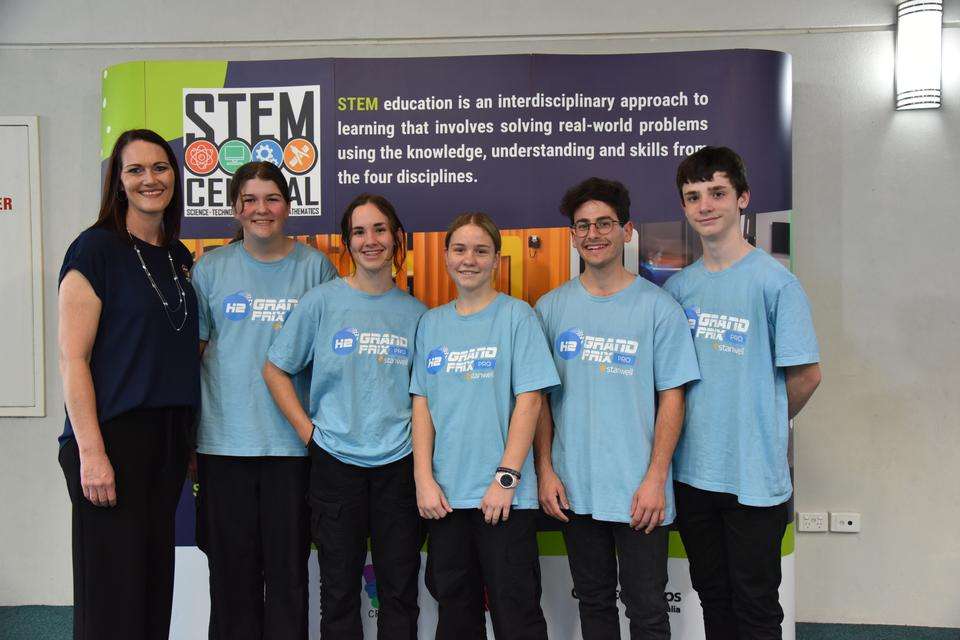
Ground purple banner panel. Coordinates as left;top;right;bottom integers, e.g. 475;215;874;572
177;50;790;238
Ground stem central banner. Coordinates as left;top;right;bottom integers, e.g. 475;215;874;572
102;49;795;640
102;49;791;238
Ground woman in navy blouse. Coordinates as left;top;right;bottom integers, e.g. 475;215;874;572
57;129;199;640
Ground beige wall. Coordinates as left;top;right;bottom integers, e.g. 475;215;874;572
2;0;958;626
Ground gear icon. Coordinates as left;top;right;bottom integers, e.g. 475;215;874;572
252;140;283;167
255;145;276;163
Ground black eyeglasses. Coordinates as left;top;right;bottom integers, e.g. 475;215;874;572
570;218;620;237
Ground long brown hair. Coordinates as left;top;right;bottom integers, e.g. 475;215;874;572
339;193;407;278
92;129;183;245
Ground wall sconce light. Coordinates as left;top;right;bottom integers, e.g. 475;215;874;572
896;0;943;110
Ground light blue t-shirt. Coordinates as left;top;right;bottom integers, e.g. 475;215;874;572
193;241;338;457
663;249;820;506
267;278;426;468
410;294;560;510
535;276;700;525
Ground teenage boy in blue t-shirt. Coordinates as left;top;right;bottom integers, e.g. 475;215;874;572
664;147;822;639
534;178;700;639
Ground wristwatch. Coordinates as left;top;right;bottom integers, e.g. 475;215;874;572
495;467;521;489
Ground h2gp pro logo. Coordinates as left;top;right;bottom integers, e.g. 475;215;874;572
332;328;360;355
557;329;584;360
556;327;637;373
685;306;750;354
333;328;410;365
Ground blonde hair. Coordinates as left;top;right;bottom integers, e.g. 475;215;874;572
444;212;501;253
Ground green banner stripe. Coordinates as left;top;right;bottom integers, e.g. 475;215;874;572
303;525;795;558
101;60;228;158
782;522;795;555
101;62;146;159
668;530;687;558
537;525;794;558
536;531;567;555
144;61;228;143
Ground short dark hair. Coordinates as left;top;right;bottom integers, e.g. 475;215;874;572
92;129;183;245
559;177;630;225
339;193;407;278
444;212;501;253
675;146;750;201
229;161;291;241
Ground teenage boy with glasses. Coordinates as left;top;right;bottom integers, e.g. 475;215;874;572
534;177;700;639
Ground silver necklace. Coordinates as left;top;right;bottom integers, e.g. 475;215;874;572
130;233;189;332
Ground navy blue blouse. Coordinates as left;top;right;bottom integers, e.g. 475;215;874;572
58;228;200;444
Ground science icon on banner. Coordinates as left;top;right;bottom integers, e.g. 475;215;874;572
182;85;321;218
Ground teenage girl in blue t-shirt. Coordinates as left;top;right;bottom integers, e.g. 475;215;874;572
193;161;337;640
411;213;558;640
263;194;425;639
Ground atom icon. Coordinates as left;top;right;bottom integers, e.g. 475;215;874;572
184;139;218;175
189;146;216;167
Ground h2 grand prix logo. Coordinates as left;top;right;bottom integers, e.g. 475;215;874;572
222;292;299;324
182;85;321;218
332;328;360;355
425;347;448;374
332;328;410;365
426;345;497;380
557;329;584;360
556;327;638;376
684;306;750;356
223;292;253;320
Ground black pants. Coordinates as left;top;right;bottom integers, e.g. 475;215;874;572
562;513;669;640
196;454;311;640
674;482;789;640
308;442;422;640
426;508;547;640
58;407;191;640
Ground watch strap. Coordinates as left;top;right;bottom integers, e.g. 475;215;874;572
496;466;521;480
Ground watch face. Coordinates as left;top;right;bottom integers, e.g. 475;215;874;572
498;473;515;488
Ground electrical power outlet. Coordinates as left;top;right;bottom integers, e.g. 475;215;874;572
830;512;861;533
797;512;828;532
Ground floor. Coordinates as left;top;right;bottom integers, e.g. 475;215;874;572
1;606;957;639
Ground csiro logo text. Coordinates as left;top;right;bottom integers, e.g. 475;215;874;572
223;292;253;320
332;329;359;355
556;329;584;360
425;347;448;375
